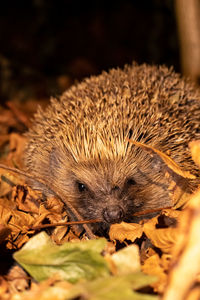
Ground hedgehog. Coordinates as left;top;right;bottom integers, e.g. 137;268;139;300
24;63;200;234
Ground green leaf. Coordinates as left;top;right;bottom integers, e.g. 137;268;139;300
13;232;109;283
17;273;158;300
67;273;158;300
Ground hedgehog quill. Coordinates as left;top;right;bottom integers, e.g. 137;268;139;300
25;63;200;234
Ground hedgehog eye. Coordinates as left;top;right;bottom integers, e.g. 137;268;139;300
127;178;137;186
77;181;87;192
112;185;120;191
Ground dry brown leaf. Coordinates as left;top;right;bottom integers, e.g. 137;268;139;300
45;196;65;214
51;215;70;244
109;221;143;242
0;185;40;248
144;224;177;254
60;230;82;243
38;201;67;226
44;197;72;242
5;208;35;233
189;140;200;169
38;203;57;219
142;253;170;293
143;212;179;253
109;209;180;253
13;185;40;214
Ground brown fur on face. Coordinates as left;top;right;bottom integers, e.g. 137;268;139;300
24;63;200;233
43;145;174;233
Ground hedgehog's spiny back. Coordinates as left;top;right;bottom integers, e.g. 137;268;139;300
25;64;200;175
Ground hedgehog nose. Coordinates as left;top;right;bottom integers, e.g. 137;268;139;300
103;205;124;224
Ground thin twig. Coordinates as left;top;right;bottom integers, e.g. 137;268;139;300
132;206;172;217
30;207;172;231
29;219;101;230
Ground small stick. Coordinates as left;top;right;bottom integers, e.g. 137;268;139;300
29;219;101;230
29;206;173;231
132;206;172;217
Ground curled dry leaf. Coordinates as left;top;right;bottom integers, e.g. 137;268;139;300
0;195;37;248
143;214;179;253
109;222;143;243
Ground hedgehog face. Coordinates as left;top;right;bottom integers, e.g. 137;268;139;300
54;156;172;233
32;145;174;234
72;176;143;225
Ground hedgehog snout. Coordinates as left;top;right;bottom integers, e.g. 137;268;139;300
102;205;124;224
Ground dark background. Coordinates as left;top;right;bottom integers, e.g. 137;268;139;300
0;0;179;103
